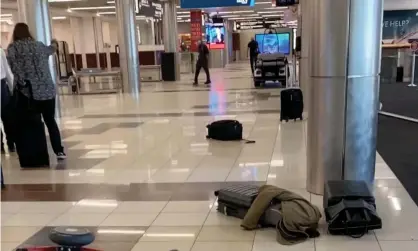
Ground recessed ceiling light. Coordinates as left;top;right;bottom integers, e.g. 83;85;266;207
52;16;67;20
70;6;115;11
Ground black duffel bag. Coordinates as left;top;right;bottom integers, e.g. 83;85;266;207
206;120;255;143
326;199;382;238
324;180;382;238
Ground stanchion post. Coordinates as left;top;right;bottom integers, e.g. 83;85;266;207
409;52;417;87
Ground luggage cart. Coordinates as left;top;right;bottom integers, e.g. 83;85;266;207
253;53;289;87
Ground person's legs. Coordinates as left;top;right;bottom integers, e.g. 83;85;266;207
37;99;65;157
194;62;202;85
1;106;15;151
250;55;255;74
203;63;211;84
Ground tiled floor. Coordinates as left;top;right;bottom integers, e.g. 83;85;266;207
1;63;418;250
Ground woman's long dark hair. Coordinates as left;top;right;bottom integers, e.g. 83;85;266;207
12;23;34;42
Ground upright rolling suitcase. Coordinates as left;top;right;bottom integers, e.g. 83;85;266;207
15;111;50;168
14;88;50;168
280;88;304;122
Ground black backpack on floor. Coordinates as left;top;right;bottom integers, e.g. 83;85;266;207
206;120;243;141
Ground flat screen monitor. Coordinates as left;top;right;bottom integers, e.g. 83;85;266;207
255;33;291;55
206;24;225;49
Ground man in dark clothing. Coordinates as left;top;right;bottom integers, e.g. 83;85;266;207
193;41;211;86
247;37;259;74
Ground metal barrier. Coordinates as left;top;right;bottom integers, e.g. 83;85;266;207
72;68;122;95
140;65;162;82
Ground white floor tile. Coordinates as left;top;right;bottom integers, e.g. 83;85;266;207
197;226;255;242
67;200;119;214
141;226;200;242
315;241;381;251
191;242;253;251
17;202;74;214
1;227;41;242
204;212;242;226
253;241;315;251
187;168;231;182
226;166;269;182
132;241;194;251
379;241;418;251
48;213;109;226
100;213;158;227
1;202;25;214
152;213;208;227
1;242;20;251
113;201;168;214
162;201;214;214
3;213;59;227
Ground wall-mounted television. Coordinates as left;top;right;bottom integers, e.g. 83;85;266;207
206;23;225;49
255;33;291;55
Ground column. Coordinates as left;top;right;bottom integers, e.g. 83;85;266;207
116;0;140;94
299;0;310;103
150;18;156;45
17;0;56;83
162;0;178;52
92;17;103;69
307;0;383;195
161;0;180;80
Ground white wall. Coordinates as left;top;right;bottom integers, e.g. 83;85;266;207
385;0;418;10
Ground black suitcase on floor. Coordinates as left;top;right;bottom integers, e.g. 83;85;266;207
217;200;283;227
215;184;260;208
280;88;304;122
15;112;50;168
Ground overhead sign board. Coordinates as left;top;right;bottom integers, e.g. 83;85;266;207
180;0;255;9
275;0;299;7
136;0;162;18
235;19;285;30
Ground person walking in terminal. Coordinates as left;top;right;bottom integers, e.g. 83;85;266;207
193;40;211;86
7;23;67;160
247;37;259;75
0;47;15;153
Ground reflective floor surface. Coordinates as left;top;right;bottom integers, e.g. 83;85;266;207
1;63;418;251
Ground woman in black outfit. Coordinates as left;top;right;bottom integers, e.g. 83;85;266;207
7;23;66;160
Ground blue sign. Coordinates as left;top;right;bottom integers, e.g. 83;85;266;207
180;0;255;9
383;10;418;43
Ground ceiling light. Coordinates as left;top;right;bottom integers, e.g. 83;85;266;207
258;11;285;14
66;8;72;13
233;10;254;13
0;14;12;17
262;14;284;17
256;1;273;4
177;15;190;18
107;0;115;3
97;11;116;15
220;15;240;18
264;7;288;10
52;16;67;20
70;6;115;11
177;11;190;14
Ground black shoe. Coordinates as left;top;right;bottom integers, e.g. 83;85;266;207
193;82;198;86
1;147;5;154
57;152;67;160
205;81;211;85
